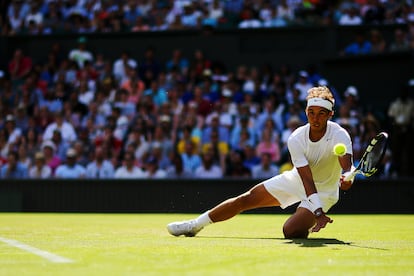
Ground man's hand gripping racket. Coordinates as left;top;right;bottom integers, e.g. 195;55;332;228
344;132;388;182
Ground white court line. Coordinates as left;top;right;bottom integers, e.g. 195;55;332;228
0;236;74;263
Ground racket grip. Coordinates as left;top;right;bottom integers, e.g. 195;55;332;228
344;170;356;182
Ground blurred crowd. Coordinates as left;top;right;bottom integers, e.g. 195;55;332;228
1;34;413;180
0;0;413;180
3;0;414;35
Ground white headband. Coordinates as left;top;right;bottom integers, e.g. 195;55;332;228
307;98;333;111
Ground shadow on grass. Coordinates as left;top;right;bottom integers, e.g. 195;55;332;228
286;238;388;250
199;236;388;250
286;238;350;247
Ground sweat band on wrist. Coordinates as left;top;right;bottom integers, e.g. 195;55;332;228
307;193;322;213
343;165;356;183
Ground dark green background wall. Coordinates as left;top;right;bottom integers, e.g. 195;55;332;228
0;179;413;214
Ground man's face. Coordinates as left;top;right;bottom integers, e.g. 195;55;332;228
306;106;332;132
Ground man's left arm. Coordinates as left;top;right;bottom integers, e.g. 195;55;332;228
338;153;353;190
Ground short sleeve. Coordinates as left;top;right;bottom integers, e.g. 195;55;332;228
288;135;308;168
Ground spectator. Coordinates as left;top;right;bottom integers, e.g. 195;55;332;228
42;1;64;34
130;16;150;32
147;141;171;170
7;0;29;34
24;1;43;30
293;70;313;102
202;114;229;144
256;128;281;164
22;127;41;160
113;50;138;84
50;129;70;161
225;149;251;178
224;150;252;178
124;127;148;161
17;143;31;169
0;130;10;164
114;151;145;179
252;152;279;179
343;85;363;124
181;140;202;174
230;115;256;150
389;28;410;52
369;29;386;54
338;6;363;25
55;148;86;179
123;0;142;29
86;146;115;179
176;125;200;155
263;7;288;27
94;124;124;159
143;80;168;109
43;111;77;144
238;8;262;28
280;115;303;160
142;156;167;178
68;36;94;69
387;86;414;177
255;100;285;136
242;143;260;170
4;115;22;145
201;129;229;173
194;148;223;178
8;48;33;84
166;152;194;179
180;3;200;28
0;151;28;179
341;31;372;56
165;49;189;76
138;46;161;88
277;0;295;23
361;0;385;24
41;140;61;175
29;151;52;179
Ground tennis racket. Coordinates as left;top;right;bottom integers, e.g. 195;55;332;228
344;132;388;181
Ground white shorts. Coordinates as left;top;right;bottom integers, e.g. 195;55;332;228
262;170;339;213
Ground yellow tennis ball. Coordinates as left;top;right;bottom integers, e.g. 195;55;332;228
333;143;347;156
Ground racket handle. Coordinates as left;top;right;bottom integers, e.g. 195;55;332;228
344;170;356;182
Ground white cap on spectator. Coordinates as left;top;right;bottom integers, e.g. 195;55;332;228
5;114;15;122
344;86;358;97
299;70;308;78
222;88;232;97
66;148;77;158
42;140;56;152
318;79;328;86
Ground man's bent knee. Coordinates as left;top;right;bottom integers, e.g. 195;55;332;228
283;225;310;239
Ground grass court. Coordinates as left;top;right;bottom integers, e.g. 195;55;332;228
0;213;413;275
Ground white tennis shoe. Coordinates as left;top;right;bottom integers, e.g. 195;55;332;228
167;220;203;237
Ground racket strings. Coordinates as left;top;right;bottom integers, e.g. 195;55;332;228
360;134;388;177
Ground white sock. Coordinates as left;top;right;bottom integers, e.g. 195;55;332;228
195;211;213;228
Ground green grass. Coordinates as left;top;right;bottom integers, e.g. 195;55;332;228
0;213;413;276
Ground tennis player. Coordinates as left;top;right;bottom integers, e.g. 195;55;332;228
167;86;354;238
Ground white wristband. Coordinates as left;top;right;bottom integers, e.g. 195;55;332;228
307;193;322;213
343;165;356;183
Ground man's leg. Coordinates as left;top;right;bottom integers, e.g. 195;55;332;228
282;207;316;239
167;183;280;236
208;183;280;222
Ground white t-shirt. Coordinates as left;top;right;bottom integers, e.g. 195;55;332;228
114;166;145;179
194;165;223;179
288;121;352;191
68;49;93;68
